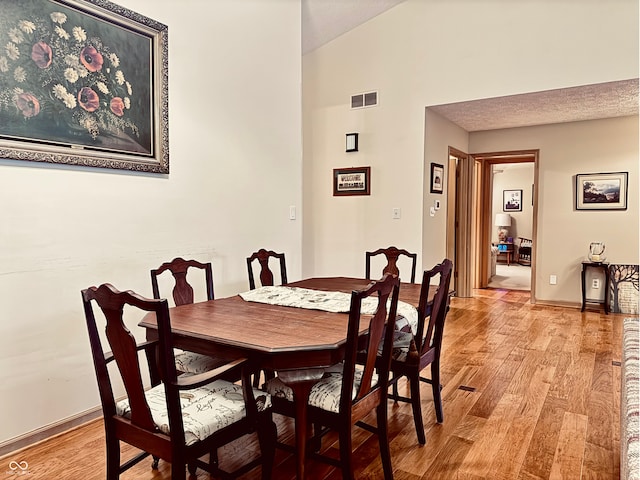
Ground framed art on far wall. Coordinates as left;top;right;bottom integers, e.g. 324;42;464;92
333;166;371;196
503;189;522;212
576;172;628;210
430;163;444;194
0;0;169;173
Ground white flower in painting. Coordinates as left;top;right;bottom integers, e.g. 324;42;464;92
13;87;24;95
96;81;109;94
109;53;120;68
52;84;67;99
126;81;132;95
63;93;76;109
64;67;78;83
13;66;26;82
123;97;130;109
72;26;86;42
5;42;19;61
55;26;70;40
0;57;8;73
50;12;67;24
77;66;89;78
19;20;36;34
8;28;24;44
115;70;125;85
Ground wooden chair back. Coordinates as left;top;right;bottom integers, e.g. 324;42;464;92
365;246;417;283
246;249;288;290
82;283;174;468
415;259;453;358
343;273;400;412
150;257;214;306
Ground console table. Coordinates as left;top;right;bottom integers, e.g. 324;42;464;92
581;261;610;314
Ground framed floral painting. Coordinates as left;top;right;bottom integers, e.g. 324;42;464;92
0;0;169;173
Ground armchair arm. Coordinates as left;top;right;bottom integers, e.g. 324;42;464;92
174;357;248;390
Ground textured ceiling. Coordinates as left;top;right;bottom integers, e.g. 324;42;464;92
301;0;638;132
429;79;639;132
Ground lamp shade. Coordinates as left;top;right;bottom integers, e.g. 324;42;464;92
495;213;511;227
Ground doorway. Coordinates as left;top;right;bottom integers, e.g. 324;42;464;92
448;149;539;302
474;150;539;300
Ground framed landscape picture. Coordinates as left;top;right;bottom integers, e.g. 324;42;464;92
576;172;628;210
0;0;169;173
503;189;522;212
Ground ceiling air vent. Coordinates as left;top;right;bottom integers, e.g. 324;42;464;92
351;91;378;109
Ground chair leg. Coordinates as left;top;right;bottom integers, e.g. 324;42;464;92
431;362;444;423
152;456;160;469
105;436;120;480
339;425;354;480
171;461;187;480
409;373;426;445
257;413;277;480
376;402;394;480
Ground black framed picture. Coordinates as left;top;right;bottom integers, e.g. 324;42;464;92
576;172;628;210
503;189;522;212
430;163;444;194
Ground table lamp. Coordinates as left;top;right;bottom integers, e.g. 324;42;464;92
495;213;511;242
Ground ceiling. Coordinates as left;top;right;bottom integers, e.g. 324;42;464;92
301;0;638;132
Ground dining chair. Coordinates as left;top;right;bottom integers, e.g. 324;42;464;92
151;257;227;374
365;246;417;283
246;249;288;290
246;249;288;387
386;258;453;444
82;283;276;480
264;273;400;480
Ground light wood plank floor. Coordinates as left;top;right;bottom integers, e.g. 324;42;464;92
1;288;623;479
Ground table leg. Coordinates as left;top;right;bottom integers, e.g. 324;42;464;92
277;369;325;480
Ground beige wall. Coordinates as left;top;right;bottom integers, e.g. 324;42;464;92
470;116;639;304
302;0;638;298
0;0;302;445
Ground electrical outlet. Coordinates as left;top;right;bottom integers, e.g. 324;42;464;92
592;278;600;289
550;275;557;285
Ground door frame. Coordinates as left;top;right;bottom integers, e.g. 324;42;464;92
472;150;539;301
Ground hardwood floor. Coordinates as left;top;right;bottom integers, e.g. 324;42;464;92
1;288;623;479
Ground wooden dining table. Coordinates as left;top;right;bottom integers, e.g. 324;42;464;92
139;276;424;480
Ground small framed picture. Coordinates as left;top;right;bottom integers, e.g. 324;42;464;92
503;189;522;212
333;166;371;196
430;163;444;194
576;172;628;210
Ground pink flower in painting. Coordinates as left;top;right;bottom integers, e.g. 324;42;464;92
110;97;124;116
78;87;99;112
31;41;53;68
15;93;40;117
80;45;103;72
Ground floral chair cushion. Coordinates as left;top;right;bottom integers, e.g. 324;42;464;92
264;363;377;413
116;378;271;446
174;349;228;374
377;330;417;363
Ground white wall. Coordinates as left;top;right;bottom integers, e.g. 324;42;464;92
302;0;638;293
470;116;639;304
0;0;302;445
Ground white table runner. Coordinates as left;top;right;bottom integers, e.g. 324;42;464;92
239;285;418;334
